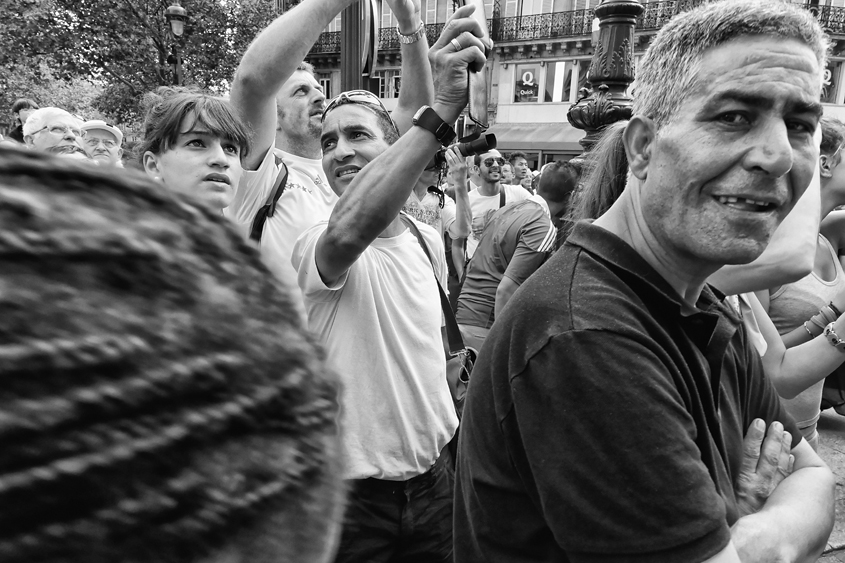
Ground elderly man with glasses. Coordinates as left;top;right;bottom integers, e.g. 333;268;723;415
80;120;124;166
22;107;87;159
289;6;489;561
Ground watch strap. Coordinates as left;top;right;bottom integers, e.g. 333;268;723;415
414;106;456;146
397;21;425;44
824;322;845;353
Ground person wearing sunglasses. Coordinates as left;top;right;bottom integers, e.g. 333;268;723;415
463;149;531;263
291;6;489;561
226;0;434;316
80;119;124;166
21;107;85;156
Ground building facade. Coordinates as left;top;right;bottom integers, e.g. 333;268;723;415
305;0;845;170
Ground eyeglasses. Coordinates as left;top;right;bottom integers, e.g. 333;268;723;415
83;137;118;149
321;90;400;135
32;124;82;138
831;142;845;161
482;157;505;167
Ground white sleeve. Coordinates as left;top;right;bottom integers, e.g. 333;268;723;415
506;183;531;203
223;148;279;228
441;196;458;238
291;221;349;303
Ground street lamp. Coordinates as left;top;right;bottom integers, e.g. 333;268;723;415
165;1;188;86
567;0;643;153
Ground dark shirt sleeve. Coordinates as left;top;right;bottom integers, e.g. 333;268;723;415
501;329;732;562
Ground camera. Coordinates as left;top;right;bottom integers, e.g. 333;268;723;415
432;133;497;168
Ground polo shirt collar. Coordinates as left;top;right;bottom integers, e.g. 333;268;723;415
566;221;733;320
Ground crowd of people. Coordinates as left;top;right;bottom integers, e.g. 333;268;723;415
0;0;844;561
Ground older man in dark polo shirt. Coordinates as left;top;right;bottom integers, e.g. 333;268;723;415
454;2;836;562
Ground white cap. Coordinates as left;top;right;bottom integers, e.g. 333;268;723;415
81;120;124;146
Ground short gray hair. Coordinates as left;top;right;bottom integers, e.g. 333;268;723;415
634;0;829;129
22;107;81;137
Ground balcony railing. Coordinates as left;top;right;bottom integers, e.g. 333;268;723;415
378;23;446;51
812;4;845;35
636;0;705;30
494;9;593;42
311;30;340;53
308;2;845;55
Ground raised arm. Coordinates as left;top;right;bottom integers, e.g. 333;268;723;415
231;0;355;169
708;163;820;294
445;147;471;238
387;0;434;134
315;7;489;284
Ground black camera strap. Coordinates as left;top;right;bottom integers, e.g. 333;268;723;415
499;186;506;209
249;155;288;243
399;213;466;355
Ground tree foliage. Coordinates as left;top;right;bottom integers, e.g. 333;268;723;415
1;0;277;124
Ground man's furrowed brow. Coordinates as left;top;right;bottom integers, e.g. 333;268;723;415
787;98;823;118
703;90;774;113
703;89;823;117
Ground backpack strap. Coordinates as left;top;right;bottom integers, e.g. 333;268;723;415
249;154;289;243
399;213;466;355
499;185;506;208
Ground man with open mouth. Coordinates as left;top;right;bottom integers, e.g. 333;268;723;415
455;1;836;562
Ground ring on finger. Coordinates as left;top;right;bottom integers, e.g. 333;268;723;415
450;38;462;51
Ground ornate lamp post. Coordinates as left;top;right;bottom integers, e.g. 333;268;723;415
567;0;643;152
165;2;188;86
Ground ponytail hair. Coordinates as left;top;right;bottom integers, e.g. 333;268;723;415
565;121;629;235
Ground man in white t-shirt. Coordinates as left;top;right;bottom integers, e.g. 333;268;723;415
226;0;436;316
291;9;488;559
465;149;530;259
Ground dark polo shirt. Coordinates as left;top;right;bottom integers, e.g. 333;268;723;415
454;221;800;563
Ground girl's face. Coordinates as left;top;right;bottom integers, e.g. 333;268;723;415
144;116;243;210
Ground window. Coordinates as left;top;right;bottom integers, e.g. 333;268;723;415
514;62;542;103
544;61;574;102
822;61;843;104
318;75;332;99
373;69;401;98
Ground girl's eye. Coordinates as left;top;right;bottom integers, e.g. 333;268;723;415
187;139;205;147
223;144;240;155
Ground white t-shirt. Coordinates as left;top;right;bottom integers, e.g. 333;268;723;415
292;219;459;480
225;148;337;313
466;183;530;258
401;186;458;238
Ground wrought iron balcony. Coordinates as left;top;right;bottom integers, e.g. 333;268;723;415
311;30;340;53
812;4;845;35
636;0;705;30
308;1;845;56
493;9;593;42
378;23;446;51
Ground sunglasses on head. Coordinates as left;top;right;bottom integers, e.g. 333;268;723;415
321;90;400;135
483;157;505;167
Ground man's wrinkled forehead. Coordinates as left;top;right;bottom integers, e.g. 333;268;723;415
280;70;322;97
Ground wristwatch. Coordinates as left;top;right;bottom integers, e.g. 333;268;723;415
397;21;425;44
412;105;456;146
824;322;845;353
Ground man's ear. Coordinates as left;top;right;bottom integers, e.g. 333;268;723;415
23;135;35;149
143;151;163;181
820;154;834;178
623;116;656;181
